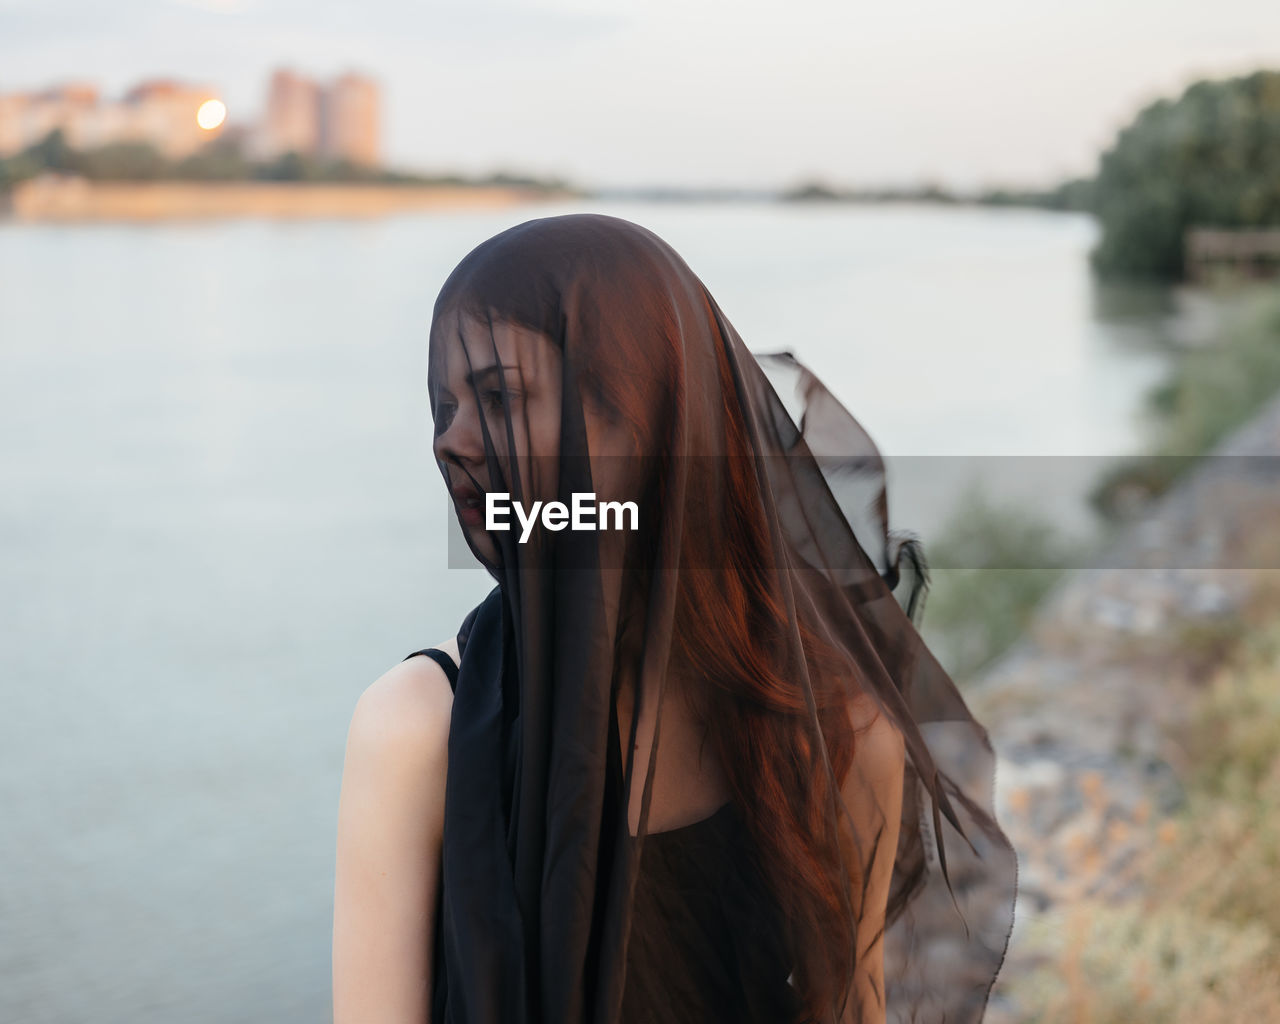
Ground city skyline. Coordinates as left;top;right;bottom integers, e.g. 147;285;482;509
0;68;381;168
0;79;228;161
2;0;1280;190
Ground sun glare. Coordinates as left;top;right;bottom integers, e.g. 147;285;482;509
196;99;227;131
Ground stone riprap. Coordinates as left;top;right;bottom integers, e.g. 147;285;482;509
964;390;1280;1021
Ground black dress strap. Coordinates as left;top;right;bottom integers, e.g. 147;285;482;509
403;647;459;692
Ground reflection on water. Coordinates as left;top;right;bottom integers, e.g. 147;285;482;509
0;201;1189;1022
1090;277;1251;352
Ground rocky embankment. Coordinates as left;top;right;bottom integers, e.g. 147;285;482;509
967;390;1280;1021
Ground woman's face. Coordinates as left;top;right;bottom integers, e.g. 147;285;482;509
432;310;564;567
432;307;643;568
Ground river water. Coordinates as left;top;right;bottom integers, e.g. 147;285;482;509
0;200;1200;1022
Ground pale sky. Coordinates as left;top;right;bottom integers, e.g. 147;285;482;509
2;0;1279;190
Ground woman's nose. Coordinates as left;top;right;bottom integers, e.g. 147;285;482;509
433;404;486;471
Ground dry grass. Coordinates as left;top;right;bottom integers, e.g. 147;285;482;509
1009;605;1280;1022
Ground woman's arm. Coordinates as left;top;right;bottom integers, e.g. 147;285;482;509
332;640;457;1024
838;702;906;1024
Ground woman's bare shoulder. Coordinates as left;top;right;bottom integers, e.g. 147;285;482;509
333;643;458;1022
344;641;458;771
841;697;906;800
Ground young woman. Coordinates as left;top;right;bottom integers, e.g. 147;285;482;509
333;214;1016;1023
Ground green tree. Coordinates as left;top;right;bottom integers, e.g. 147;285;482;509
174;136;252;181
1091;70;1280;280
77;141;167;180
27;128;77;173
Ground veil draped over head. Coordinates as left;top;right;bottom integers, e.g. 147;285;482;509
426;214;1016;1024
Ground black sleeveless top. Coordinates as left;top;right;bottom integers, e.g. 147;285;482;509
403;646;799;1023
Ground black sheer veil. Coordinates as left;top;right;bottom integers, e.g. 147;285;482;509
426;214;1016;1023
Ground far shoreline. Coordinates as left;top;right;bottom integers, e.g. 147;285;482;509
0;177;575;223
0;175;1097;225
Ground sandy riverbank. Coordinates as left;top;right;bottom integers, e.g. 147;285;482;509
0;177;570;222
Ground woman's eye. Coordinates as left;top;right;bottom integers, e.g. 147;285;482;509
483;388;518;410
434;402;456;434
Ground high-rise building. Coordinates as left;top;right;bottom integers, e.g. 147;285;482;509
0;93;33;155
261;69;322;159
257;69;381;167
321;73;380;167
0;84;99;156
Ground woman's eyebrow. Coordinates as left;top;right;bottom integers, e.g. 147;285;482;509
466;364;521;387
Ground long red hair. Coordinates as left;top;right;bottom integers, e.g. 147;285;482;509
570;293;866;1023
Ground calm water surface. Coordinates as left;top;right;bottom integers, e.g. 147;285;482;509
0;201;1192;1021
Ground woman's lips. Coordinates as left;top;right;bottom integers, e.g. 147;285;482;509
451;484;485;527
